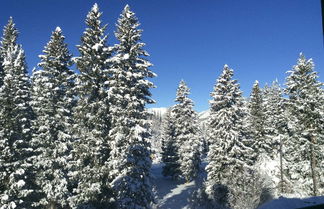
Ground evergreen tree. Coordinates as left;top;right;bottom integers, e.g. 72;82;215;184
108;5;155;208
205;65;252;208
0;17;18;90
285;54;324;196
247;80;270;161
263;81;291;195
0;17;18;54
0;54;3;88
0;18;37;208
172;80;200;182
161;108;180;178
31;27;75;208
71;4;113;208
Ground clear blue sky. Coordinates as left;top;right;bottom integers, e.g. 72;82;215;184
0;0;323;111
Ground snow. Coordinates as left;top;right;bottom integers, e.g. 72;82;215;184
1;194;9;201
10;202;16;209
152;163;199;209
92;43;102;51
17;179;25;188
198;109;210;123
148;107;210;123
55;26;62;32
15;168;25;175
92;3;99;13
148;107;168;120
259;196;324;209
123;53;130;59
150;162;324;209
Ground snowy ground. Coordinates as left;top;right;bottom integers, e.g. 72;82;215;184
151;163;206;209
151;162;324;209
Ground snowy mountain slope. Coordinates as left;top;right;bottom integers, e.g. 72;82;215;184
148;107;210;123
198;109;210;124
198;109;210;121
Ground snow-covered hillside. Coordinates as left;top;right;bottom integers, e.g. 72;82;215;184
148;107;210;123
198;109;210;124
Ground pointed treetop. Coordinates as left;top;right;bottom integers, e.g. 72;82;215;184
1;17;19;51
92;3;99;12
85;2;103;27
176;80;190;103
250;79;262;97
219;64;234;79
295;53;314;72
55;26;62;33
253;80;259;88
124;4;130;10
222;64;232;72
8;16;14;23
298;52;306;61
297;53;314;67
121;4;136;20
179;79;186;86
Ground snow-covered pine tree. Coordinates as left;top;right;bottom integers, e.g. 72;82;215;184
172;80;200;182
71;4;113;208
0;55;3;89
31;27;75;209
0;18;37;208
0;41;5;88
263;81;291;195
247;80;271;162
0;17;18;89
285;53;324;196
205;65;252;208
161;108;180;179
108;5;155;208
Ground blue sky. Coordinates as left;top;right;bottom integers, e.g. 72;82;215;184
0;0;323;111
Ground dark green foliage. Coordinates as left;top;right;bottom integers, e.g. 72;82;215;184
161;108;180;178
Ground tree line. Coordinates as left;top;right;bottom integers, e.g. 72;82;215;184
161;58;324;208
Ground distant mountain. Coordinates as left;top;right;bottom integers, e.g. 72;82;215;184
148;107;210;123
198;109;210;124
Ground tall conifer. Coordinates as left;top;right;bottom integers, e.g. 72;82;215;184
161;108;180;178
285;54;324;196
0;18;36;208
71;4;113;208
172;80;200;182
31;27;75;208
205;65;251;208
108;5;155;208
